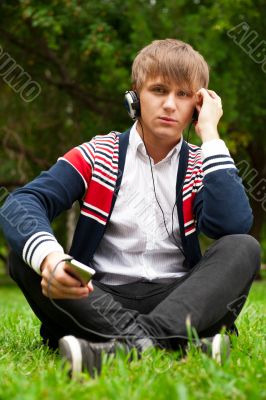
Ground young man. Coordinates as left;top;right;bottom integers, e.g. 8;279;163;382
0;39;260;377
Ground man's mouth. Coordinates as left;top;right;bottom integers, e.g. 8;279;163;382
159;116;178;124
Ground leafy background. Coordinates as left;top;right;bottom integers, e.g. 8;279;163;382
0;0;265;275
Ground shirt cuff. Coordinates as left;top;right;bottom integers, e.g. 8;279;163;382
22;231;64;275
201;139;236;176
201;139;230;159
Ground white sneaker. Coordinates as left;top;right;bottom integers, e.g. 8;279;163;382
200;333;231;364
59;335;132;378
211;333;231;364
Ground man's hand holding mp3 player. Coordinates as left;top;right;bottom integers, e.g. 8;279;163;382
40;251;95;299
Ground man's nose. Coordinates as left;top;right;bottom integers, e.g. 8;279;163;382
163;93;176;110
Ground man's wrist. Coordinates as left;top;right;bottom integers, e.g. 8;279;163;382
200;127;220;143
40;251;65;273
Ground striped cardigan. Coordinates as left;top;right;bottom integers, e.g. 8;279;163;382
0;128;253;275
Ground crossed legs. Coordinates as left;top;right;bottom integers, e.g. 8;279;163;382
9;235;260;350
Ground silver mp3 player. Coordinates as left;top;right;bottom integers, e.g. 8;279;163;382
66;259;96;285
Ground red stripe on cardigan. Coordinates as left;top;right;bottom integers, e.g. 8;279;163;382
62;148;92;185
83;180;114;217
182;191;197;235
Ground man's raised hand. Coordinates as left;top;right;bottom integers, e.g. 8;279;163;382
194;88;223;143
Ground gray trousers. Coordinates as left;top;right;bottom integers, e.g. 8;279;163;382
9;235;260;350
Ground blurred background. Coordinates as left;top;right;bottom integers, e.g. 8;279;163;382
0;0;265;281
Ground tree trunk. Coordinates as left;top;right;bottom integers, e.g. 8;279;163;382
66;202;80;252
247;140;266;279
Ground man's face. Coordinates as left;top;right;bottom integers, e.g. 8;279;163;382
138;76;196;142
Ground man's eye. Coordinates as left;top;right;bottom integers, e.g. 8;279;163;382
178;91;188;97
153;87;165;93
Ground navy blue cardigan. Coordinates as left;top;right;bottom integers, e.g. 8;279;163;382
0;129;253;274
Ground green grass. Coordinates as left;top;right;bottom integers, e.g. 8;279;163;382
0;282;265;400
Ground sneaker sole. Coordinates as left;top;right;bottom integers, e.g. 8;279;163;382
59;335;83;377
212;334;230;364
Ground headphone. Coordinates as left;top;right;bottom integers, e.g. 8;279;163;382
124;90;141;120
124;90;198;122
192;108;198;122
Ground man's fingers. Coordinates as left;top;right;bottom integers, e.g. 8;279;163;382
87;281;94;293
43;262;81;287
195;88;223;115
41;269;90;298
196;88;221;103
42;285;89;299
42;277;89;295
206;89;218;98
196;87;208;98
41;280;89;299
207;90;222;106
57;268;82;287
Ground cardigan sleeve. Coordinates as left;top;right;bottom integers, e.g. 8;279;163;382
0;142;94;274
193;139;253;238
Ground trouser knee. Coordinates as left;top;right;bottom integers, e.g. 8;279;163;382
8;250;20;281
8;250;35;285
217;234;261;280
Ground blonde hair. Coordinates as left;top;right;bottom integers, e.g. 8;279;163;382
132;39;209;93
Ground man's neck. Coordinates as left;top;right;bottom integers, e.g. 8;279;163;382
143;143;176;164
136;124;181;164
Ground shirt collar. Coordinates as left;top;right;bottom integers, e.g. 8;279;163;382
129;121;183;164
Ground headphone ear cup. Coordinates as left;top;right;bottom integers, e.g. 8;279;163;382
124;91;141;120
192;108;198;122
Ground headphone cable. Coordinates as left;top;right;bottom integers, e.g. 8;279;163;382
138;119;192;257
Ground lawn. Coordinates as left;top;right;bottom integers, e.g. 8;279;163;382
0;281;265;400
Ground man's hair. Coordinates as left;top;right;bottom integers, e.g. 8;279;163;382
132;39;209;93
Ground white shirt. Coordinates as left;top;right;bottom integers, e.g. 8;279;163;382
92;122;188;285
